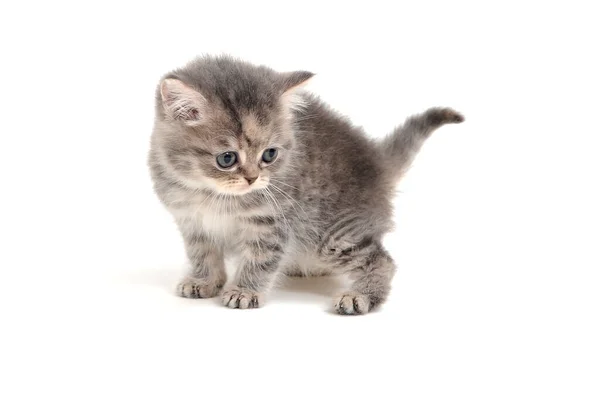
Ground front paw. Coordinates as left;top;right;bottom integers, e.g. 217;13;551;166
176;277;222;299
221;286;263;309
334;292;371;315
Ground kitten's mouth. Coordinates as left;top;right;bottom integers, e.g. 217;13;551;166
216;178;269;196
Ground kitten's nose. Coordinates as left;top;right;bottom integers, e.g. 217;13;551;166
245;176;258;185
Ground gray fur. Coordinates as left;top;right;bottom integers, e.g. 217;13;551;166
149;55;463;314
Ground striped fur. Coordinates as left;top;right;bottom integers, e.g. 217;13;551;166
149;55;463;314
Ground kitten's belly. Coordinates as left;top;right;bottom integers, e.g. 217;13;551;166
284;247;335;276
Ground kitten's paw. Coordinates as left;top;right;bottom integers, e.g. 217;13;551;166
334;292;371;315
221;286;263;309
176;277;222;299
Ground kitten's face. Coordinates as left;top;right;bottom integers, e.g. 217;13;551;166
156;78;301;196
171;112;295;196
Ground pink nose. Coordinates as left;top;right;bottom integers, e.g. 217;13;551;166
245;176;258;185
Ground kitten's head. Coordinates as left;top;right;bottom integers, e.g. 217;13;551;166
152;56;313;195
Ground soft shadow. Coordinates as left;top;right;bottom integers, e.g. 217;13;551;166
272;275;348;304
118;265;349;307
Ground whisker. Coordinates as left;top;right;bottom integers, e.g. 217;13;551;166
269;183;309;220
270;179;299;192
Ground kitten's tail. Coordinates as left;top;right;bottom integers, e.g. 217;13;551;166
378;107;464;182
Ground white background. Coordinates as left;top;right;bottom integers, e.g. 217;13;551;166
1;1;598;399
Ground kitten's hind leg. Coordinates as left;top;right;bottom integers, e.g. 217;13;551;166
320;237;396;315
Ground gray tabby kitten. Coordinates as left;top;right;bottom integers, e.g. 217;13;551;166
149;55;463;314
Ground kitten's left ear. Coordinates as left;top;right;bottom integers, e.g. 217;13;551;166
281;71;315;92
280;71;314;110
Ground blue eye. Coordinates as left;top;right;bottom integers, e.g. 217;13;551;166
262;148;278;163
216;152;238;168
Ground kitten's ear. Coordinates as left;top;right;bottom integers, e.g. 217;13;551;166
281;71;314;93
160;79;207;124
280;71;314;111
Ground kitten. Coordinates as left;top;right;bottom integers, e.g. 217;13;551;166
149;55;463;314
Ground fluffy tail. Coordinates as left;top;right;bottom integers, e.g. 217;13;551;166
379;107;464;182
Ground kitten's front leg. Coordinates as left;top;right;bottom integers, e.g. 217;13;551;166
177;227;227;299
222;219;287;309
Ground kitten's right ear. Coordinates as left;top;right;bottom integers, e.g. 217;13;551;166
160;79;206;124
